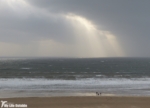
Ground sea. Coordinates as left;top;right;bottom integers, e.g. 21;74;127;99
0;57;150;98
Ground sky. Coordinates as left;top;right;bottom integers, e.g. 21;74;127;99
0;0;150;57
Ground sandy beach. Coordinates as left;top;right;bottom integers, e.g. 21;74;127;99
1;96;150;108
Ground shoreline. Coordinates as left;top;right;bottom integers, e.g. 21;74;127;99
1;93;150;98
1;96;150;108
2;95;150;99
1;89;150;98
1;90;150;98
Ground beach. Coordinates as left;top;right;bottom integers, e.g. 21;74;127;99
1;96;150;108
1;58;150;108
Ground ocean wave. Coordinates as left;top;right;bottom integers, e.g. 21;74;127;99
20;68;31;70
0;78;150;90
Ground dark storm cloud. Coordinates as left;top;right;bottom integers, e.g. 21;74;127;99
27;0;150;57
0;1;76;44
0;15;75;43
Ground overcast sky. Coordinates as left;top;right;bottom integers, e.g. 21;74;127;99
0;0;150;57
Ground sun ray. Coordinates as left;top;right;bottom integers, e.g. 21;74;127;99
65;14;125;57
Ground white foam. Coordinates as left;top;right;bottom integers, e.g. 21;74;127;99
20;68;31;70
96;75;105;77
0;78;150;90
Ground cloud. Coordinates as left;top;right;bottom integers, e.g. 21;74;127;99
0;0;77;44
0;0;150;57
26;0;150;57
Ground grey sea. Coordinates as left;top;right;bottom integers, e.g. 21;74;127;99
0;57;150;98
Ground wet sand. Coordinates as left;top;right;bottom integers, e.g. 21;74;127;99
1;96;150;108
